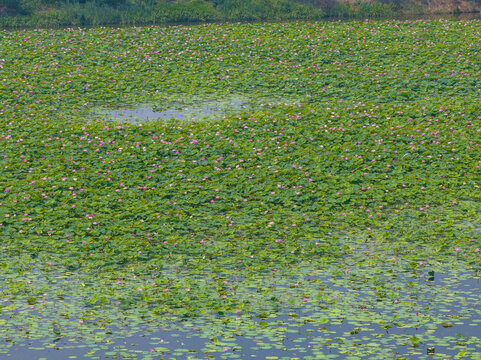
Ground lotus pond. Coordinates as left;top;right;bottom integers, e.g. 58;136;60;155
1;20;480;359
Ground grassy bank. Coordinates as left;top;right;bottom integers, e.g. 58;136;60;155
1;0;407;28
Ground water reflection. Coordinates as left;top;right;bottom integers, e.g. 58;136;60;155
2;261;479;359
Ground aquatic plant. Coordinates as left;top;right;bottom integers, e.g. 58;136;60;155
0;20;480;359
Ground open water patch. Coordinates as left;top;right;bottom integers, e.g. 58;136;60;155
97;95;297;124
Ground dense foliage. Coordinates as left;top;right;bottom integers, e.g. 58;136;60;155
0;20;480;358
0;0;403;27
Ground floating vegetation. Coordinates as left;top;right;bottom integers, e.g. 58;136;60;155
0;20;480;359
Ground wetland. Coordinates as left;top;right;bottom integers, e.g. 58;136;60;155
0;19;480;359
